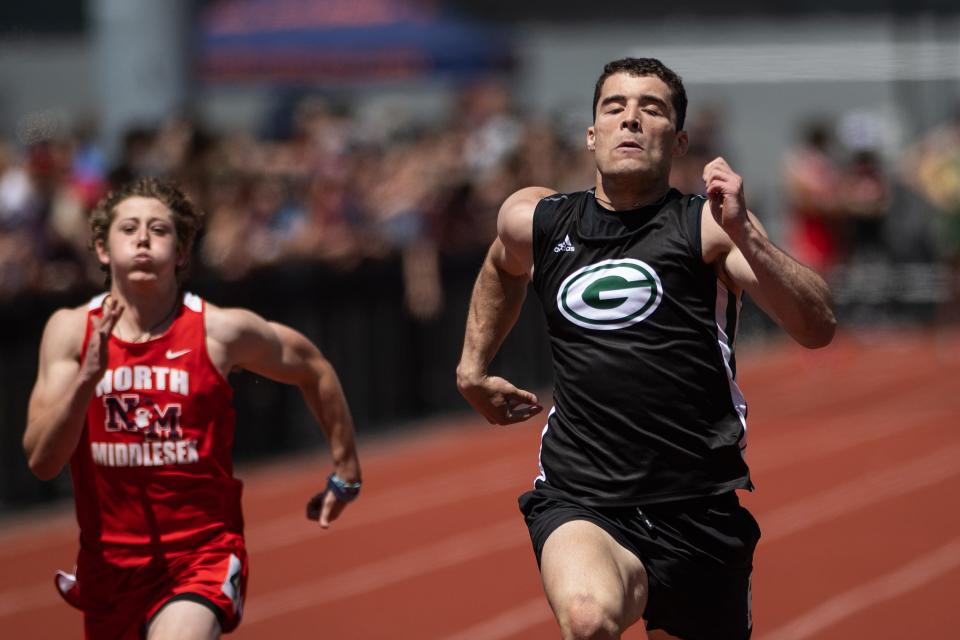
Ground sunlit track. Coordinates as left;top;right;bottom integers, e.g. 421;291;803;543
748;402;951;474
246;455;532;553
1;332;958;638
757;537;960;640
0;513;76;560
0;583;59;619
439;597;552;640
243;520;525;626
758;444;960;544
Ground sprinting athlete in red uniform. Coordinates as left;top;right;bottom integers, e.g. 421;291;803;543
24;178;362;640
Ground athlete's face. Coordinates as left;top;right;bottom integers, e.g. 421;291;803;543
588;73;688;181
96;197;184;286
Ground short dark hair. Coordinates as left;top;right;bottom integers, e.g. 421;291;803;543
90;178;204;287
593;58;688;131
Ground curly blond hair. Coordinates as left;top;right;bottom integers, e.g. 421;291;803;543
89;178;204;287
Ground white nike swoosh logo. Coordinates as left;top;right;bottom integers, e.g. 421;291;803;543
165;349;192;360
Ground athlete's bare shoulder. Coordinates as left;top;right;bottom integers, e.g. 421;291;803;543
40;304;93;361
203;303;275;374
498;186;557;236
495;186;557;273
47;304;91;329
501;186;558;211
203;303;270;345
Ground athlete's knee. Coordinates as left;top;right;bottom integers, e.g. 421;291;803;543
147;600;221;640
556;592;621;640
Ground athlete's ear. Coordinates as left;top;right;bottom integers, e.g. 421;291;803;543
176;243;189;268
673;130;689;157
586;125;596;152
94;238;110;266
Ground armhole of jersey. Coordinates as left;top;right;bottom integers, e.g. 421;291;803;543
685;196;743;298
197;296;234;395
683;195;706;263
78;313;94;364
78;293;107;363
531;197;553;289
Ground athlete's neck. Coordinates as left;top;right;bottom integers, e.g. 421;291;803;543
109;282;181;343
594;173;671;212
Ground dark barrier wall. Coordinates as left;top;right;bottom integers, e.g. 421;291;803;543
0;250;555;513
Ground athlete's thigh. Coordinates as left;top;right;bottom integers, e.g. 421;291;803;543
147;599;220;640
540;519;649;628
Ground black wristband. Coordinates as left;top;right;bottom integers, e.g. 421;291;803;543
327;473;361;503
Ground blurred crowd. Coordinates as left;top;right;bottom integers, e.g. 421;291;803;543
0;82;595;319
2;82;959;322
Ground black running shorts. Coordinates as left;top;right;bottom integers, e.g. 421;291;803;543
519;487;761;640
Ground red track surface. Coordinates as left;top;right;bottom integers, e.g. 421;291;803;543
2;330;958;638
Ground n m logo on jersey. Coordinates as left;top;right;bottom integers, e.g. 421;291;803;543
557;258;663;330
103;395;184;440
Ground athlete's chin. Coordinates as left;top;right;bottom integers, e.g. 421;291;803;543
601;161;661;180
123;271;163;285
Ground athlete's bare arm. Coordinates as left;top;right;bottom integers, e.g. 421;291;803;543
24;299;125;480
206;305;361;528
456;186;555;425
701;157;836;348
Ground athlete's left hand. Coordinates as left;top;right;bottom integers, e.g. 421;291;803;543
307;489;345;529
703;157;749;239
306;467;361;529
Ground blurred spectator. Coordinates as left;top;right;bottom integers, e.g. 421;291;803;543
107;126;158;187
782;120;844;274
835;109;893;263
901;110;960;260
901;109;960;322
837;149;890;261
0;141;41;297
70;116;107;210
670;105;726;196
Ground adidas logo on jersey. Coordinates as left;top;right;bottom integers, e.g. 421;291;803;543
554;234;576;253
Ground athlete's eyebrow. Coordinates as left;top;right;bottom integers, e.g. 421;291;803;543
599;94;672;114
599;94;628;110
638;94;671;113
114;217;172;231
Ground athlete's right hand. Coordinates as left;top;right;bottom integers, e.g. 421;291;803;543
457;373;543;425
79;297;123;384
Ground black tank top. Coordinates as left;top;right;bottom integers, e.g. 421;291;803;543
530;188;751;506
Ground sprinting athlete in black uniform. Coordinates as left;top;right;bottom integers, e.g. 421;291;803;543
457;58;836;640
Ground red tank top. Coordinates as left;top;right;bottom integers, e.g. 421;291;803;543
72;292;242;566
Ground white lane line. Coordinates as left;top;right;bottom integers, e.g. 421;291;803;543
247;455;531;553
440;597;553;640
242;519;526;626
750;405;950;474
0;583;59;618
237;420;500;496
757;537;960;640
759;444;960;544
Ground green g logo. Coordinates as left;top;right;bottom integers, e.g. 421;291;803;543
557;259;663;330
